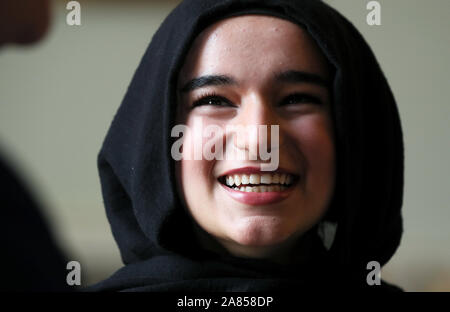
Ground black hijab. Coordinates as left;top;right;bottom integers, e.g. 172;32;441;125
89;0;404;292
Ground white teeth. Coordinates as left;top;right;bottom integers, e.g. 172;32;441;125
223;172;296;188
272;173;280;184
232;184;289;193
249;174;260;184
260;174;271;184
240;186;260;192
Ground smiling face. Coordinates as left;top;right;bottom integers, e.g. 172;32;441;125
175;15;336;261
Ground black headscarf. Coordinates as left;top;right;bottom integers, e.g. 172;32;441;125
89;0;404;291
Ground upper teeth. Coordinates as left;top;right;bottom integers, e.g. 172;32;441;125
225;173;294;187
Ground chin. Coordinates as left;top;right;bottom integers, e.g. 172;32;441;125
227;216;296;247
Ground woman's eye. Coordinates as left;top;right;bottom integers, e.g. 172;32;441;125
192;95;234;108
280;93;323;106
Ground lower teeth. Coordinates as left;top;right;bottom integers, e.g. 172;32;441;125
232;185;287;192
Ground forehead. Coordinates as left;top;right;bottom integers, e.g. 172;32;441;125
178;15;329;84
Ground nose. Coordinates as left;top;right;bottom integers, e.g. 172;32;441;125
229;93;281;159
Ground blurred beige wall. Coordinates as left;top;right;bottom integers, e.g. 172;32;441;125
0;0;449;290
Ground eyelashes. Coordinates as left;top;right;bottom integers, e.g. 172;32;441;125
191;92;235;108
279;93;323;106
190;91;323;109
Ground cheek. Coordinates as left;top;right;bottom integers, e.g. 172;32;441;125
178;158;216;224
302;116;334;161
177;121;222;235
289;114;336;188
178;119;219;201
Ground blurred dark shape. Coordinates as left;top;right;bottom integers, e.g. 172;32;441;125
1;0;74;291
0;154;72;291
0;0;50;45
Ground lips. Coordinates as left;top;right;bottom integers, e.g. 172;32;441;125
217;166;300;205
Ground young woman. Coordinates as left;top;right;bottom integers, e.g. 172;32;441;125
91;0;404;291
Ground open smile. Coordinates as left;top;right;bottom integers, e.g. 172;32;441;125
218;167;300;205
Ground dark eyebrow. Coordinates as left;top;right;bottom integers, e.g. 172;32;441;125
179;70;329;93
275;70;330;89
180;75;237;93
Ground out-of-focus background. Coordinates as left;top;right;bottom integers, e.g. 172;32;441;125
0;0;449;291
